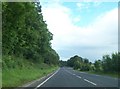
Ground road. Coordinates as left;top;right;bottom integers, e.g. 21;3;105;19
22;67;119;88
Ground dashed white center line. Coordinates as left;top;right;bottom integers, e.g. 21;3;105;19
84;79;97;86
76;75;81;79
72;74;76;75
64;69;98;86
65;70;73;75
95;75;100;76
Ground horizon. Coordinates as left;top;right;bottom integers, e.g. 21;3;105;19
40;1;118;62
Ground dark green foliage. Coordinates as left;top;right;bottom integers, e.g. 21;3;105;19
59;60;67;67
73;60;81;70
94;60;102;72
44;49;59;65
93;52;119;73
102;52;120;73
67;55;91;71
2;2;59;68
67;52;119;73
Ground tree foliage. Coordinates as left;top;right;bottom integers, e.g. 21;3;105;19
94;60;102;72
2;2;59;68
67;55;91;71
67;52;120;73
59;60;67;67
102;52;120;73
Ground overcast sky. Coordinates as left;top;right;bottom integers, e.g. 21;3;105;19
40;0;118;62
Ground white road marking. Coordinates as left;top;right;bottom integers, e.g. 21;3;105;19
69;72;73;75
76;75;81;79
95;75;100;76
65;69;73;75
34;68;60;89
64;69;97;86
84;79;97;86
65;69;82;79
72;74;76;75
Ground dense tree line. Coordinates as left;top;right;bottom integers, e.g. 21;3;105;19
67;52;120;73
94;52;120;73
2;2;59;68
67;55;93;71
59;60;67;67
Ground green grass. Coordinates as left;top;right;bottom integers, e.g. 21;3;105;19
86;71;119;78
77;70;119;78
2;64;58;87
0;69;2;88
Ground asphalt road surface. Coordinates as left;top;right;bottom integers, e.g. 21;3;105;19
22;67;119;89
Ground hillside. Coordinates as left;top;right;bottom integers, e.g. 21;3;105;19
2;2;59;87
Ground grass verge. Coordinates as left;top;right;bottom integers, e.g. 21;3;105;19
0;69;2;88
3;65;58;87
77;70;119;78
86;71;119;78
2;56;59;87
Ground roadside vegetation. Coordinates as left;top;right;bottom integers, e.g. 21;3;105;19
60;52;120;78
3;57;58;87
2;1;119;87
2;2;59;87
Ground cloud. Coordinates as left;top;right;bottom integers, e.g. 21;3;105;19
93;2;102;7
73;16;81;23
76;2;89;10
76;3;84;8
41;2;118;62
74;8;118;47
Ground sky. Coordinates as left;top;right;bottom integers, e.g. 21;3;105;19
40;0;118;62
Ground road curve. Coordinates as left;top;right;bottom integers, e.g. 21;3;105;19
35;67;119;88
20;67;119;89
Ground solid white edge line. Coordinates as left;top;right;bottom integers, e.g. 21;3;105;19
34;68;60;89
84;79;97;86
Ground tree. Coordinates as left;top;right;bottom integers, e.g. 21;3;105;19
102;55;112;72
67;55;91;71
59;60;67;67
74;60;81;70
2;2;59;68
111;52;118;72
94;60;102;72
